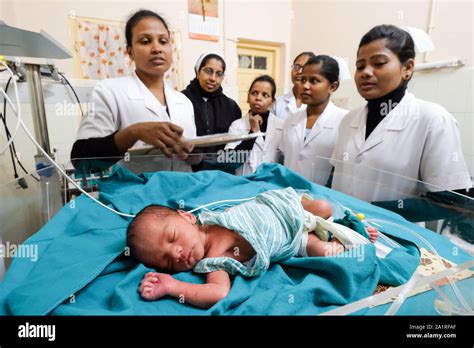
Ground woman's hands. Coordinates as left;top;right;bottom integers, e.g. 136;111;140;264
249;114;263;133
115;121;194;159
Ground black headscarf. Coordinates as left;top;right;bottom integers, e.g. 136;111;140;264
182;78;241;137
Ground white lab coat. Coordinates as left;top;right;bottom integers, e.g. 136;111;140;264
330;93;472;202
280;101;348;185
271;91;307;120
76;71;196;173
225;111;284;175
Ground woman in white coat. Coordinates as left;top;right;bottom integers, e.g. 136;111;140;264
280;55;348;186
271;52;316;120
331;25;471;202
71;10;196;171
225;75;283;175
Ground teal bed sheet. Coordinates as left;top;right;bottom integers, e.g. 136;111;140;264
0;164;471;315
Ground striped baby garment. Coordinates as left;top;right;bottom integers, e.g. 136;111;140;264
193;187;306;277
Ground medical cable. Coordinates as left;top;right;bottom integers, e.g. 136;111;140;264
1;82;34;187
58;72;85;118
1;110;19;178
0;61;21;155
1;76;41;183
1;65;136;218
186;196;256;214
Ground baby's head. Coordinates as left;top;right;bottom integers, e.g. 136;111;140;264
126;205;207;273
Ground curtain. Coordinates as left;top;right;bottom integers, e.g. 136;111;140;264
74;18;182;90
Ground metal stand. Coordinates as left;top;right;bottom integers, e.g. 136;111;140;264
25;64;63;224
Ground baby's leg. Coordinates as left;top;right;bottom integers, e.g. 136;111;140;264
306;233;344;257
301;197;333;219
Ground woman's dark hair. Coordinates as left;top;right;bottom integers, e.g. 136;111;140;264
293;51;317;64
199;54;227;73
249;75;277;100
358;24;416;64
125;9;170;47
304;55;340;85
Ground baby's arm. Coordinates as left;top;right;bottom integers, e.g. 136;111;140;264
139;270;231;308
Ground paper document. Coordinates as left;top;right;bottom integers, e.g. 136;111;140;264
127;132;266;155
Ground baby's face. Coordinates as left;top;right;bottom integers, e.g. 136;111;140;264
139;211;206;273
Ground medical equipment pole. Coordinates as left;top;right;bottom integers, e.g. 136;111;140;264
25;63;52;156
24;63;63;223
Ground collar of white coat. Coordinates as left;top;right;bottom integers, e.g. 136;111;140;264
290;100;340;129
349;92;415;131
127;71;184;116
283;90;305;113
283;91;294;102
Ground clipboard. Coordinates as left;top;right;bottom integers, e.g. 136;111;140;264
127;132;265;156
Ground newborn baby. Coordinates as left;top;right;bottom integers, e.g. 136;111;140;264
127;187;378;308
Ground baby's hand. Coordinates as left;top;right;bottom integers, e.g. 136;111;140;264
139;272;174;301
366;226;379;243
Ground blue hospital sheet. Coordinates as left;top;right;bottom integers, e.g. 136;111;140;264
0;164;471;315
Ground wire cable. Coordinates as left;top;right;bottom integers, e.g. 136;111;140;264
0;61;21;154
58;72;85;118
2;66;135;218
1;76;38;181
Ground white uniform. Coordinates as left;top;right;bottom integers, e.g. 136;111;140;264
271;91;307;120
76;71;196;172
331;93;472;202
280;101;348;185
225;111;284;175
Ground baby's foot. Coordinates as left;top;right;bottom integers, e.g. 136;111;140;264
139;272;173;301
366;226;379;243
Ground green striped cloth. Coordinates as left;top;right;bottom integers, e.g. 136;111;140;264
194;187;306;277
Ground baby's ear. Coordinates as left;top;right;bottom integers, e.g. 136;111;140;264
177;210;197;224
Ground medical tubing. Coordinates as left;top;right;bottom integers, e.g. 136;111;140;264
4;70;136;218
367;218;472;314
431;283;466;315
59;72;85;117
385;273;422;315
432;283;472;315
0;61;21;154
186;197;256;214
320;259;474;316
